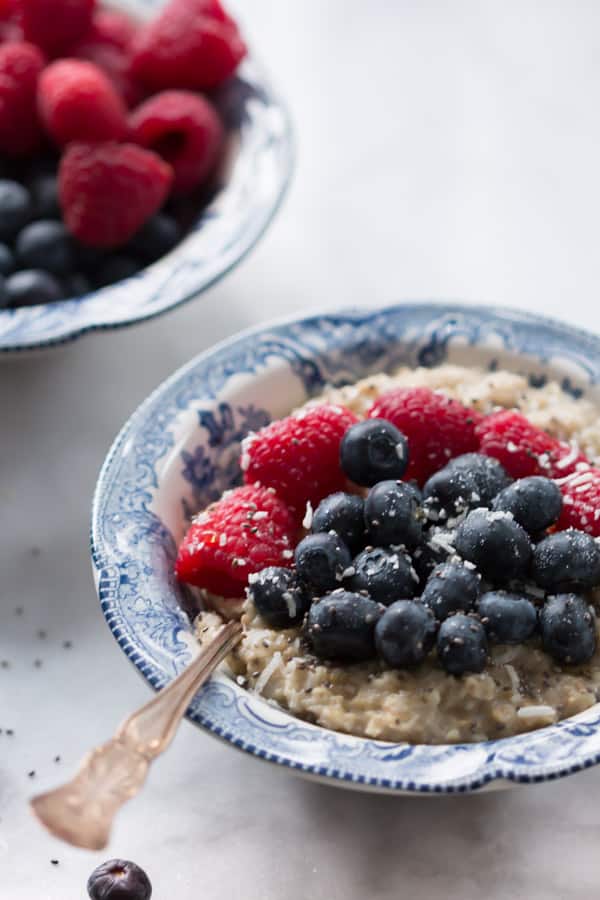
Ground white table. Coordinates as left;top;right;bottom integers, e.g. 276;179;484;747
3;2;600;897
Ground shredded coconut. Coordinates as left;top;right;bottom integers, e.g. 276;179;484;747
282;591;297;619
302;501;314;530
219;533;227;547
517;705;556;720
253;652;282;695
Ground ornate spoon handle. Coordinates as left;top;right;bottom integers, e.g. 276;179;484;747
30;621;242;850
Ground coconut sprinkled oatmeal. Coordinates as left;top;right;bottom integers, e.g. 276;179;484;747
176;364;600;744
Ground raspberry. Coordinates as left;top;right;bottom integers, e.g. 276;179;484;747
38;60;128;146
241;405;359;515
129;91;223;194
367;387;482;485
0;42;44;156
556;468;600;536
86;9;137;51
59;142;173;248
22;0;95;56
476;410;588;479
73;41;145;109
129;0;246;92
175;484;297;598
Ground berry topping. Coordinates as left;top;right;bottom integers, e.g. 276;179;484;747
87;9;138;51
375;599;437;668
294;532;352;594
0;42;45;157
247;567;309;630
436;613;488;675
0;242;15;276
421;560;481;621
241;404;359;515
128;213;181;263
38;60;129;146
556;467;600;536
22;0;95;56
5;269;62;306
477;591;538;644
364;479;423;548
175;484;297;598
16;220;74;276
367;386;481;484
306;590;382;662
87;858;152;900
59;142;173;247
0;180;32;240
454;508;532;583
348;546;418;605
310;492;365;555
73;38;145;109
423;452;511;516
411;540;450;586
539;594;596;665
492;476;563;535
339;418;409;486
93;254;140;287
29;173;60;219
531;529;600;592
130;90;224;194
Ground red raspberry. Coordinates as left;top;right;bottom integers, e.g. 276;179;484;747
72;40;145;109
86;9;137;51
22;0;95;56
476;410;588;479
59;141;173;247
241;405;359;516
0;42;44;156
175;484;297;598
38;60;128;146
129;0;246;92
556;467;600;536
129;91;223;194
367;387;482;485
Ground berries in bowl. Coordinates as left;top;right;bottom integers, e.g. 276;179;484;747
0;0;293;350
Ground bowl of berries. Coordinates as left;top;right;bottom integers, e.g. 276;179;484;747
91;302;600;794
0;0;293;351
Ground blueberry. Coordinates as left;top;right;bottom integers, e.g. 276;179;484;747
128;213;181;262
5;270;63;307
0;180;32;240
0;242;15;276
455;508;532;582
73;241;108;273
340;419;409;486
421;561;481;620
247;567;309;629
411;539;450;586
311;492;365;554
348;546;418;605
306;589;382;661
62;272;92;298
532;529;600;591
436;613;488;675
424;453;511;515
375;599;437;667
0;275;8;309
93;255;141;288
364;480;423;548
492;476;562;534
294;532;352;593
539;593;596;665
16;220;74;276
477;590;538;644
87;859;152;900
29;174;60;219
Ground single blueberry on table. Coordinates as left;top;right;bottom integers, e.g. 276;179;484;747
421;560;481;621
306;590;382;661
348;546;418;605
340;418;409;486
364;479;423;548
375;599;437;667
492;476;562;534
311;492;365;554
423;452;511;515
0;242;15;276
5;270;63;307
454;508;532;582
531;529;600;591
477;590;538;644
294;532;352;593
247;566;309;629
437;613;488;675
128;213;181;262
93;255;142;288
0;180;32;240
539;593;596;665
16;220;74;276
87;858;152;900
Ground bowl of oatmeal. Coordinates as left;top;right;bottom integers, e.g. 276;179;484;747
91;302;600;793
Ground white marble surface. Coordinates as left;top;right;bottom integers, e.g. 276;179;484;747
3;1;600;897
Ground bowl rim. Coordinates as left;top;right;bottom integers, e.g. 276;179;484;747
91;301;600;794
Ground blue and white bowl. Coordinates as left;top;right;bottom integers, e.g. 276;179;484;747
0;0;294;352
91;302;600;794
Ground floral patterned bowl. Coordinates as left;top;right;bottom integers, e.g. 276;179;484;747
0;0;294;352
91;302;600;794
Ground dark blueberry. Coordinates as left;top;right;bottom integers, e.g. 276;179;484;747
364;480;423;548
306;589;382;661
539;593;596;665
455;508;532;582
87;859;152;900
348;546;418;605
128;213;181;262
411;539;450;586
492;476;562;534
0;180;32;240
29;174;60;219
62;272;92;298
421;561;481;621
339;418;409;486
93;255;142;288
0;275;8;309
0;242;15;276
247;567;309;629
6;270;63;307
532;530;600;591
294;532;352;593
73;241;108;273
16;220;74;276
436;613;488;675
477;590;538;644
311;492;365;554
375;599;437;667
424;453;511;515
